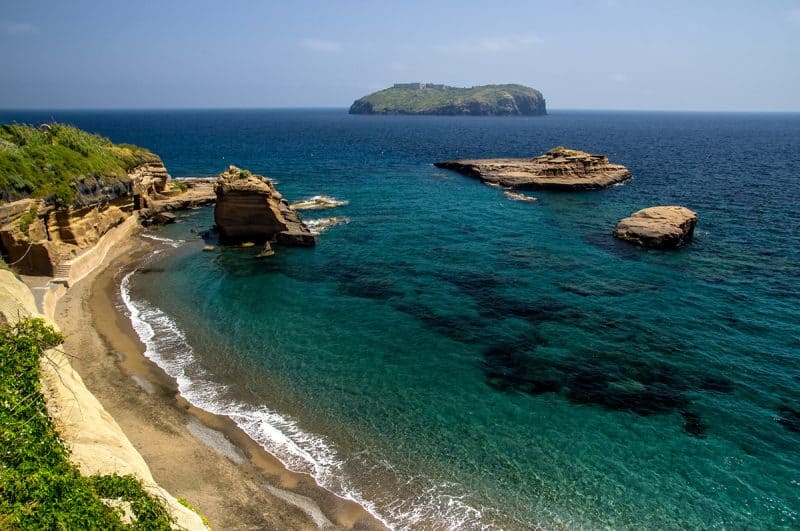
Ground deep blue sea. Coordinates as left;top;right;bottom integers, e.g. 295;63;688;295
4;109;799;529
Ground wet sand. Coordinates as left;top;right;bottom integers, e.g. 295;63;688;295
55;237;387;530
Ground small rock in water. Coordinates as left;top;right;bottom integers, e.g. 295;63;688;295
255;242;275;258
202;245;216;252
241;241;255;248
614;206;698;249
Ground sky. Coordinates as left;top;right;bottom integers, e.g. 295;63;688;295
2;0;799;111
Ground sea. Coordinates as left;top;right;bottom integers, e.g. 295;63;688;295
3;108;799;529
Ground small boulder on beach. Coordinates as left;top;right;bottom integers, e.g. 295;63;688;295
613;206;698;249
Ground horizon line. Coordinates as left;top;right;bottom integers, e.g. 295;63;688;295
1;107;799;114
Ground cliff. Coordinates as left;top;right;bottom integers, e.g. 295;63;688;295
214;166;315;246
349;83;546;116
435;146;631;190
0;123;160;206
0;161;172;277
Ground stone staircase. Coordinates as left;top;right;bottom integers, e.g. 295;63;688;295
52;251;73;285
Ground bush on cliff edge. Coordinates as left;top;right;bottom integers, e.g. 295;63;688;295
0;318;171;529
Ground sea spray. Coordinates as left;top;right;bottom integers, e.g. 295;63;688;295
304;217;350;235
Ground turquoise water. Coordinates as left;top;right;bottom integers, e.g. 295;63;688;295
5;110;800;528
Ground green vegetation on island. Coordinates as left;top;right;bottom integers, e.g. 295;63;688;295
0;123;159;206
349;83;546;116
0;318;172;529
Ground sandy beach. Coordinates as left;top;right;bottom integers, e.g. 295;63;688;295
55;236;386;530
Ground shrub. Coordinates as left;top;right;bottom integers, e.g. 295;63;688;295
0;318;172;529
0;123;160;205
17;204;37;236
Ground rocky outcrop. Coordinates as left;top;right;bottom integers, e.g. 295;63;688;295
138;178;216;226
613;206;698;249
130;162;171;209
214;166;315;246
0;198;132;277
0;160;216;276
435;146;631;190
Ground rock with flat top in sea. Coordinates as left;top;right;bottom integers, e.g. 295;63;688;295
613;206;698;249
434;146;631;190
214;166;316;246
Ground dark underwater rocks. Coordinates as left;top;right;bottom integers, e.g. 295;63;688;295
481;343;726;438
777;406;800;433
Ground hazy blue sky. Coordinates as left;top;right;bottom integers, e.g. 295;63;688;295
2;0;799;110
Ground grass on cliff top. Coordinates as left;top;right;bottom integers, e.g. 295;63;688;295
0;317;172;529
0;122;159;206
354;84;543;112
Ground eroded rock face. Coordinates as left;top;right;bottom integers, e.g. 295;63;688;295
138;178;216;226
130;162;170;209
1;161;168;276
613;206;698;249
0;199;131;276
214;166;315;246
434;146;631;190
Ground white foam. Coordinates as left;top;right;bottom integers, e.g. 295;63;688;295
304;217;351;235
141;233;184;248
120;262;488;530
290;195;349;211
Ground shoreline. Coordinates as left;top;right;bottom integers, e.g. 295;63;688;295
55;234;387;530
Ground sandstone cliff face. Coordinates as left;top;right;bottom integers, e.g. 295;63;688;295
214;166;315;246
435;147;631;190
614;206;698;249
130;162;171;209
0;162;167;276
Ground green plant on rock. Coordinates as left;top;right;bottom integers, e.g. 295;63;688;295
17;204;38;236
0;122;160;205
178;498;212;529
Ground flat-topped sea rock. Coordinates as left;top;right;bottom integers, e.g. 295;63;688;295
214;166;315;246
434;147;631;190
613;206;698;249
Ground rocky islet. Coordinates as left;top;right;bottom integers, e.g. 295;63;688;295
613;206;698;249
435;146;632;190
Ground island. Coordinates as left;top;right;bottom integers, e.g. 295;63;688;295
435;146;631;190
349;83;546;116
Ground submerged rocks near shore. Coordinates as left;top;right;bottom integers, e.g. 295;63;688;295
435;146;631;190
614;206;698;249
213;166;315;246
